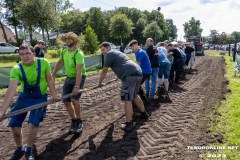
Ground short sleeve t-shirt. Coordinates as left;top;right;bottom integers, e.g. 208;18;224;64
10;58;51;95
185;46;195;55
135;49;152;74
104;50;142;80
60;48;86;78
35;47;44;57
168;48;183;61
157;47;170;66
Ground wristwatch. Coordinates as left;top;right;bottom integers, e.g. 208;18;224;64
74;85;79;89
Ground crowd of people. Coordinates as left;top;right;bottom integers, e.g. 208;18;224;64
0;32;196;160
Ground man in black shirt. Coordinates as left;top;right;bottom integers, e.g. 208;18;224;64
34;40;45;58
167;43;183;84
146;38;159;99
184;42;195;66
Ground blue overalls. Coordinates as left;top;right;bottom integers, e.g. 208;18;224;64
8;59;47;128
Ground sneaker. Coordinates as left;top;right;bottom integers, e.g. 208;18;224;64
121;122;133;132
9;149;25;160
135;111;149;119
25;153;34;160
69;119;77;133
164;91;172;103
73;119;83;134
141;111;150;119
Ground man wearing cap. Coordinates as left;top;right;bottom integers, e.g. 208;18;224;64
52;32;86;134
34;40;46;58
0;44;58;160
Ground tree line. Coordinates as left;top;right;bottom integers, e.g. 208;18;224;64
0;0;178;50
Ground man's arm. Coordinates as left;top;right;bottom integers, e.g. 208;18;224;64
72;64;83;95
52;60;63;78
46;72;58;100
0;80;18;121
98;67;109;86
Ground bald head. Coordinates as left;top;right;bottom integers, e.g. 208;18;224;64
146;38;154;46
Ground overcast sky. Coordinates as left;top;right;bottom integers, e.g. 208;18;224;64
70;0;240;41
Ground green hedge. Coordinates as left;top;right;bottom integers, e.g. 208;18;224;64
0;54;19;61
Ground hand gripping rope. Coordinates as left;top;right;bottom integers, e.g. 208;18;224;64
1;79;117;120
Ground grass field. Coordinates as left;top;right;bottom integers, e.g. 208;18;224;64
206;50;240;159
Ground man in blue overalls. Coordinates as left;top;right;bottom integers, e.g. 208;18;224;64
0;44;58;160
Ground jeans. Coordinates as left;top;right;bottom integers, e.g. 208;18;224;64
146;67;159;97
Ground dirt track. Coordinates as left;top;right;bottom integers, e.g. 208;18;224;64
0;55;226;160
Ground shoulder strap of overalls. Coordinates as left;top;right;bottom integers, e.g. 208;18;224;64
18;63;27;83
73;49;79;66
18;58;41;83
37;58;41;83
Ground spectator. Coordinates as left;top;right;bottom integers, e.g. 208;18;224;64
34;40;46;58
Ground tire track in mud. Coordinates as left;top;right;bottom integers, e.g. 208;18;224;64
0;56;226;160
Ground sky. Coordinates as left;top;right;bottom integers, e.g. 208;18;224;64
69;0;240;41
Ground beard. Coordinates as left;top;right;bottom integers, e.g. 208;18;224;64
67;41;76;48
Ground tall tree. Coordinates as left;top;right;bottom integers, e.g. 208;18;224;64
86;7;108;42
143;21;163;43
209;30;219;44
34;0;59;40
0;1;9;43
109;13;133;44
4;0;21;40
60;9;86;35
231;31;240;42
54;0;72;13
145;10;169;40
166;19;177;41
183;17;203;41
82;26;99;54
135;17;147;44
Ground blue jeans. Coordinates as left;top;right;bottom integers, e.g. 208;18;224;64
145;67;159;97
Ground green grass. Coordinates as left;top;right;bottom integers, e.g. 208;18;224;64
206;50;240;159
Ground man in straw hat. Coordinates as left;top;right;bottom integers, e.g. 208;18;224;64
52;32;86;134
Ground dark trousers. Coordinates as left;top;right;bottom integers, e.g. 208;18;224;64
170;60;183;83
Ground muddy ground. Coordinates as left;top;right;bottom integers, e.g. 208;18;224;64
0;55;227;160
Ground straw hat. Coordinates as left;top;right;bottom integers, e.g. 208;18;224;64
60;32;79;43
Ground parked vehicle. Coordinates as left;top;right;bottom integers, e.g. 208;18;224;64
0;42;19;54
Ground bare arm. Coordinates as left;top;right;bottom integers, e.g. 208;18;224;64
0;80;18;119
72;64;83;95
98;67;109;86
52;60;63;78
46;72;58;100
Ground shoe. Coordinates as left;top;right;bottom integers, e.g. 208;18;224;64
121;122;133;132
157;85;165;95
164;91;172;103
141;111;150;119
73;119;83;134
135;111;149;119
25;153;34;160
69;119;77;133
9;149;25;160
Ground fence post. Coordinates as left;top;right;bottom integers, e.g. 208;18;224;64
233;42;237;62
229;43;231;56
